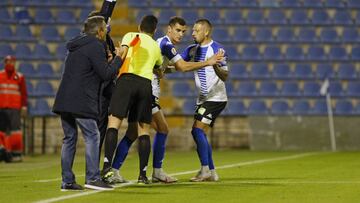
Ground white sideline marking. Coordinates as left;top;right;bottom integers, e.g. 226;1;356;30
34;152;318;203
35;175;85;183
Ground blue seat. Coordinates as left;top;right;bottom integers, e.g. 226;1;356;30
0;25;14;41
64;27;81;41
290;10;309;24
348;0;360;8
55;44;67;60
356;12;360;25
0;44;14;58
292;100;311;115
334;100;353;115
34;9;55;23
214;0;237;8
79;8;93;22
259;81;278;96
238;0;258;7
158;10;177;24
347;82;360;97
224;10;244;24
233;27;252;42
151;0;171;7
333;10;353;25
225;46;240;60
172;0;192;7
34;81;55;96
0;8;15;23
251;63;270;78
230;63;248;79
272;64;292;79
37;63;57;78
127;0;148;7
320;28;339;42
172;82;194;97
303;81;321;97
329;81;344;97
67;0;94;7
33;44;54;60
14;25;35;41
311;10;331;25
246;10;264;24
351;46;360;60
15;44;33;60
182;10;199;25
225;83;236;97
263;46;282;60
307;46;326;61
337;63;357;79
342;28;359;42
41;26;61;42
325;0;345;8
298;28;318;42
237;81;257;96
26;81;34;96
271;100;290;115
18;63;37;78
281;0;301;7
212;28;231;42
329;46;348;61
248;100;268;115
294;64;314;79
280;82;300;97
267;10;287;24
241;46;261;60
56;10;77;24
316;64;334;79
30;99;52;116
311;100;328;115
254;28;273;42
226;100;247;115
276;28;295;42
193;0;213;7
203;10;222;24
285;46;305;60
182;99;196;115
303;0;323;7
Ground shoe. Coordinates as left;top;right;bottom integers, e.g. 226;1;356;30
4;152;12;163
61;182;84;191
137;175;151;184
11;155;22;163
190;170;211;182
107;172;128;184
207;170;219;182
101;168;114;183
85;179;114;190
152;169;178;183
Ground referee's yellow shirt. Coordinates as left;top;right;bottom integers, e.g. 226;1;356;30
119;32;163;80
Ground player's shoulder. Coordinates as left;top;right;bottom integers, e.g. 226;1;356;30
210;40;225;51
185;43;198;51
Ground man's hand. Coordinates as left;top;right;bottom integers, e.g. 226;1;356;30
21;106;27;118
116;42;128;60
107;50;113;62
206;49;225;66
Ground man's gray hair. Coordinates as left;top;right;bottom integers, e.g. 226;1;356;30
84;16;105;36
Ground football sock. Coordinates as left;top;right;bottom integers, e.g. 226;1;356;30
204;136;215;170
153;132;167;169
191;127;209;166
111;135;133;170
138;135;151;177
103;128;118;170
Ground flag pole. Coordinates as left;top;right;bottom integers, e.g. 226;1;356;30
321;78;336;151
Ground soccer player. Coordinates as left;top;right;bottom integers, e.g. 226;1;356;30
181;19;228;182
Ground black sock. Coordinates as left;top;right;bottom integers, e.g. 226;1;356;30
103;128;118;170
138;135;151;177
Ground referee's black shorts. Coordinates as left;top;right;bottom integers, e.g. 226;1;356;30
109;73;152;124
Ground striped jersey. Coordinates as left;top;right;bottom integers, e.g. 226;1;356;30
152;35;182;97
181;40;228;104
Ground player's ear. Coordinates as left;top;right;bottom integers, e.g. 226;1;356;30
167;25;171;33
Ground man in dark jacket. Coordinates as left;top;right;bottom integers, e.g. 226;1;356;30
53;16;125;191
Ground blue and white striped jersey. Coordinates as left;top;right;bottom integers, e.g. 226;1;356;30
181;40;228;104
153;36;182;97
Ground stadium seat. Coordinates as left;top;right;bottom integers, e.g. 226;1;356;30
298;28;318;42
172;0;192;8
356;12;360;25
292;100;311;115
303;0;323;7
0;25;14;41
79;8;93;22
34;9;55;24
41;26;61;42
325;0;345;8
276;28;296;42
15;44;33;60
203;10;222;24
337;63;357;79
271;100;290;115
25;81;34;96
328;81;344;97
248;100;268;115
224;10;244;24
225;100;247;115
151;0;171;7
181;10;199;25
329;46;348;61
303;81;321;97
64;27;81;41
0;44;14;58
307;46;326;61
56;10;77;24
294;64;314;79
226;83;237;97
246;10;265;24
67;0;94;8
258;81;278;96
281;0;301;7
316;64;334;79
238;0;258;7
250;63;270;78
212;28;232;42
241;46;261;60
280;82;301;97
237;81;257;96
172;82;194;97
311;100;328;115
290;10;309;24
260;0;279;7
230;63;248;79
311;10;331;25
285;46;305;60
233;27;252;42
37;63;58;78
14;25;36;41
193;0;213;7
30;99;52;116
0;8;15;23
263;46;282;60
267;10;287;25
18;63;37;78
55;44;67;60
182;99;196;115
13;7;31;24
127;0;148;7
342;28;359;43
333;10;353;25
158;10;177;24
272;63;292;79
214;0;237;8
348;0;360;8
347;82;360;97
334;100;353;115
351;46;360;60
225;46;240;60
254;28;273;42
34;81;55;97
320;28;339;43
33;44;55;60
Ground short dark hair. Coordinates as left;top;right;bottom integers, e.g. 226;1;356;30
168;16;186;27
195;18;212;33
139;15;158;34
84;16;105;36
88;10;101;18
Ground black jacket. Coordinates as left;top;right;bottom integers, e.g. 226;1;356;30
53;34;122;119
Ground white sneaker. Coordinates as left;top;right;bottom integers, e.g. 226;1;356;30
190;168;211;182
152;168;178;183
207;170;219;182
107;172;128;184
